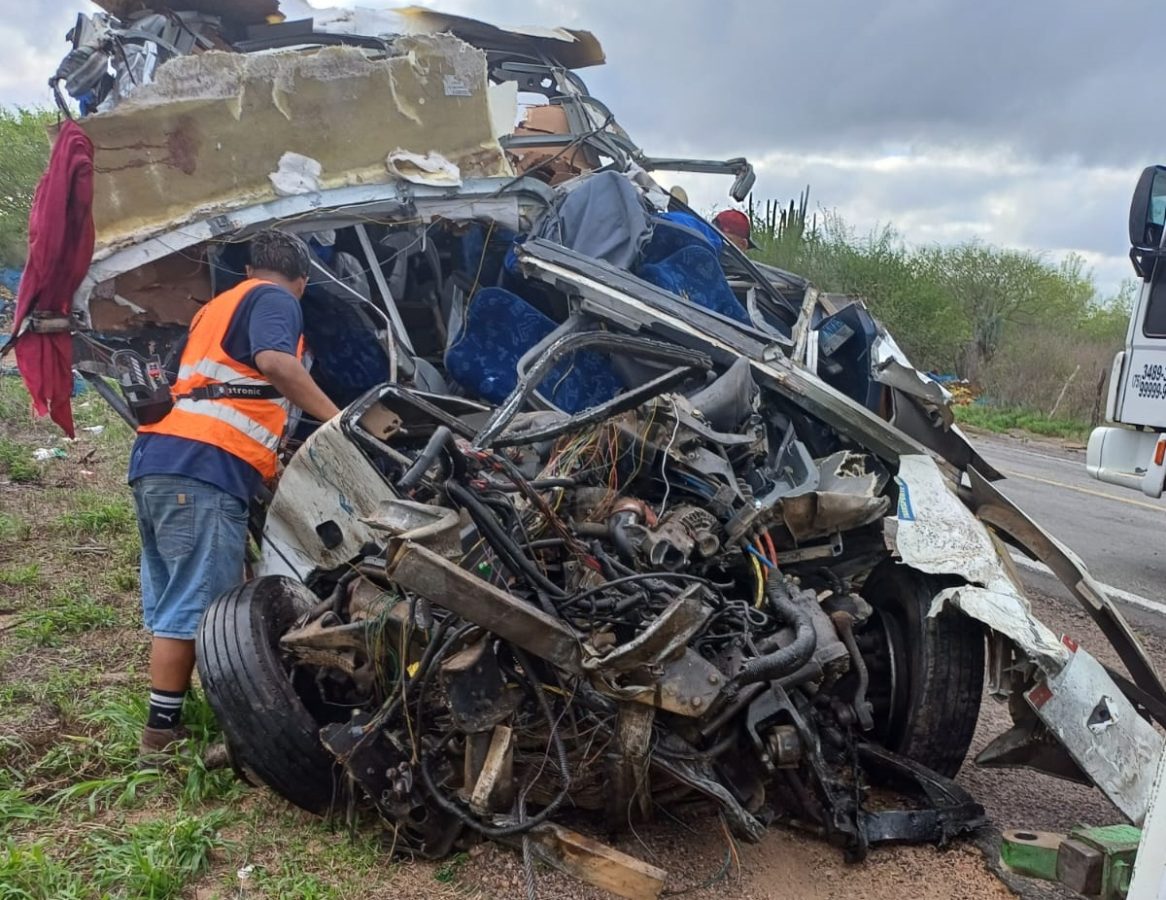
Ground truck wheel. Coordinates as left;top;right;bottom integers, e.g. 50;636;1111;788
858;562;985;778
196;576;341;815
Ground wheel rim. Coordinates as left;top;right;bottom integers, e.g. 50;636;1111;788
857;606;910;747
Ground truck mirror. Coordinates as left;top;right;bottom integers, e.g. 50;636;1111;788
1129;165;1166;250
730;164;756;203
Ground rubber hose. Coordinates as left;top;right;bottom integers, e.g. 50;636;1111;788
445;481;566;607
397;426;452;493
732;576;817;686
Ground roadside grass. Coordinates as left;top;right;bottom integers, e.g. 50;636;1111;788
953;403;1091;442
0;436;42;483
0;562;40;588
56;489;136;537
0;378;474;899
12;584;119;646
0;511;30;542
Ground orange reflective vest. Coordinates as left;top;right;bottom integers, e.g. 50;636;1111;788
139;279;304;479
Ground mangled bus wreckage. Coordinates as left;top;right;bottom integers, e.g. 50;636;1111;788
40;0;1166;891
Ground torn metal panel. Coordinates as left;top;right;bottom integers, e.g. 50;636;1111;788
932;585;1068;672
964;465;1166;706
255;414;399;579
1028;644;1165;824
892;455;1068;668
387;542;585;674
889;390;1003;482
871;334;954;429
395;7;606;69
82;35;513;250
890;455;1013;588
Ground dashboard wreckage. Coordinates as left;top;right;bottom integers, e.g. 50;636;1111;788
39;1;1166;896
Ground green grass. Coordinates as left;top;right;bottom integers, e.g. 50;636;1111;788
50;768;164;815
0;667;90;715
250;862;350;899
56;490;135;537
89;811;233;899
0;563;40;588
0;512;30;543
953;403;1090;441
0;788;39;836
13;587;118;647
0;839;86;900
226;818;384;899
434;851;470;884
0;438;42;484
1;810;232;900
110;565;139;593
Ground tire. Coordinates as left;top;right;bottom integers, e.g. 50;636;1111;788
859;562;985;778
196;575;342;815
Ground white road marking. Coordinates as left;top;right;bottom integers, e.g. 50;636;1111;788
997;467;1166;513
984;444;1082;467
1008;552;1166;618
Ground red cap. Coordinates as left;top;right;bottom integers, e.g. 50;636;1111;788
712;209;755;248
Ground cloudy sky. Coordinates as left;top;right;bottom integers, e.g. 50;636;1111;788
2;0;1153;297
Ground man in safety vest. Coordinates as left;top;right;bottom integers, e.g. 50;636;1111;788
128;229;340;760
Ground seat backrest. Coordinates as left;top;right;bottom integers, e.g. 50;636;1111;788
637;244;751;326
444;287;623;413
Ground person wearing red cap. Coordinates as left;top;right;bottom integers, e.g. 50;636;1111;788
712;209;757;252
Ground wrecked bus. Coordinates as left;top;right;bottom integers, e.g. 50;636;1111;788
19;1;1166;892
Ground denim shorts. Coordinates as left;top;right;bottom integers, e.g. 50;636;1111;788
132;475;249;640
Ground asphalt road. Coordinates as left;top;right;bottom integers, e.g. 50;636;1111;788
970;430;1166;631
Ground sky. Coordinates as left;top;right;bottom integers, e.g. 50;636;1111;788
1;0;1156;298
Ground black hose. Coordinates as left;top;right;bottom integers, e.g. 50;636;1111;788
491;478;577;492
732;575;817;686
588;543;640;594
397;426;452;493
445;480;566;611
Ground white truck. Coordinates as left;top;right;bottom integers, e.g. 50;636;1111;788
1088;165;1166;496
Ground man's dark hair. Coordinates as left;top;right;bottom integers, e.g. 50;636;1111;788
248;230;311;281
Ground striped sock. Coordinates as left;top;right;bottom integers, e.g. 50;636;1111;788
147;688;186;730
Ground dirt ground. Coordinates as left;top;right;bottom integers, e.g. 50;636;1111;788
0;377;1156;900
444;576;1158;900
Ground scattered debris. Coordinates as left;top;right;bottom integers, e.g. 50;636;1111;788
32;448;66;461
33;2;1166;896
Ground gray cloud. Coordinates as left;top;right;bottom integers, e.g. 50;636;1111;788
0;0;1151;294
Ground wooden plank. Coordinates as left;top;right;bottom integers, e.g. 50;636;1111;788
526;823;666;900
469;725;514;815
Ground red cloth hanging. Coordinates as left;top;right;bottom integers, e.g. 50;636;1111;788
11;120;95;438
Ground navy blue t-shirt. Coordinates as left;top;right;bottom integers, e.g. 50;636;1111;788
128;284;304;502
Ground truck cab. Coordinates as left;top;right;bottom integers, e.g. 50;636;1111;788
1088;165;1166;496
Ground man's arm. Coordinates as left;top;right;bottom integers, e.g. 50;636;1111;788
254;350;341;423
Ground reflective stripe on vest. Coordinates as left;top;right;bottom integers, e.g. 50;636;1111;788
170;398;282;452
176;358;269;387
138;278;304;479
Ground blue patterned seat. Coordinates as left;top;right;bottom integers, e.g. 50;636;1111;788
637;244;750;325
444;287;623;413
641;212;724;261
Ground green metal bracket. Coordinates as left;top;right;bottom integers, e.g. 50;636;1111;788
1002;825;1141;899
1001;829;1062;882
1070;825;1141;899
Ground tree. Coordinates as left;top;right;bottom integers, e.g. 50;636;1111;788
0;107;55;268
919;243;1093;380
